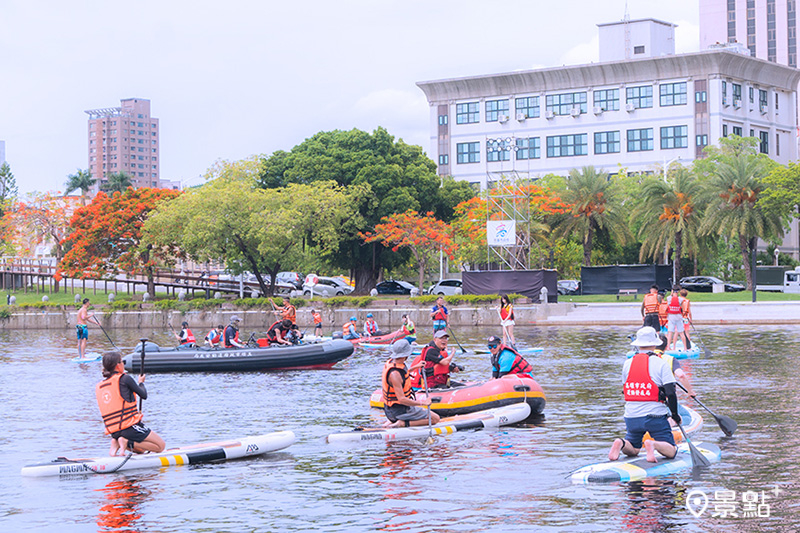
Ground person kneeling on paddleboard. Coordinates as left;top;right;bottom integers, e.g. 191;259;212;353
608;326;681;464
96;351;165;456
487;335;534;379
382;340;440;428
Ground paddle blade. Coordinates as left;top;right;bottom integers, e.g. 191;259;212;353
679;425;712;468
715;414;737;437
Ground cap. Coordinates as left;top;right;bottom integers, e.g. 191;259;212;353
182;321;189;327
389;339;413;359
366;313;373;318
350;316;357;321
434;330;449;339
487;335;502;347
230;315;241;323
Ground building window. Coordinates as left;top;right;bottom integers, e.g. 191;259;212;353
627;128;654;152
516;137;540;159
438;154;448;165
152;140;157;145
456;102;480;124
723;124;729;137
790;0;798;67
487;139;511;162
695;91;707;103
759;131;769;153
775;92;780;110
732;83;742;104
759;89;768;111
660;126;688;149
593;89;619;111
545;92;588;115
594;131;620;154
749;87;755;103
456;142;480;163
438;114;448;125
626;86;653;108
515;96;540;119
485;99;510;122
634;45;645;54
733;126;743;136
660;82;687;106
776;133;781;156
546;134;588;157
722;81;728;105
696;135;709;147
152;148;156;153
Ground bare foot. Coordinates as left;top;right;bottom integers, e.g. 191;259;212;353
644;440;657;463
608;438;624;461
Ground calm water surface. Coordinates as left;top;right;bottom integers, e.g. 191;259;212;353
1;323;799;532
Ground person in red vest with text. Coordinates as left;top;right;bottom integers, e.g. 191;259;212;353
608;326;681;463
665;285;689;352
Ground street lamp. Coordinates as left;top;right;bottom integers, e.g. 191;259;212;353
774;247;780;266
663;157;681;181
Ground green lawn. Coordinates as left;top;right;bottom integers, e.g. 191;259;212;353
561;291;800;303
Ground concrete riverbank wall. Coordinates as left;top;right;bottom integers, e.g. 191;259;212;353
3;301;799;331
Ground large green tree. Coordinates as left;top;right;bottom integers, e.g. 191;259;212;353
65;168;96;205
258;127;474;293
0;162;18;216
100;171;134;194
760;161;800;227
144;160;365;296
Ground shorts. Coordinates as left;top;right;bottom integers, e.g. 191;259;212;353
314;323;322;330
643;313;660;331
433;320;447;331
624;415;676;449
667;314;685;332
76;324;88;340
111;422;152;447
501;319;515;327
384;404;429;423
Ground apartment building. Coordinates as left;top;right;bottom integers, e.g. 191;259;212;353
85;98;160;191
0;140;5;165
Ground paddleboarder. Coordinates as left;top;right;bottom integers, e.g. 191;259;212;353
640;285;660;331
272;296;297;325
401;314;416;343
498;294;516;347
608;326;681;463
382;340;439;428
430;296;449;333
311;309;323;336
76;298;101;359
96;351;165;456
665;285;689;352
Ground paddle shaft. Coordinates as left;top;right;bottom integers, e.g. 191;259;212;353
421;370;434;444
138;338;147;411
689;321;712;357
676;382;736;436
97;322;119;351
447;327;467;354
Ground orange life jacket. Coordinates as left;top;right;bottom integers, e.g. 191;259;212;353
658;301;669;326
623;353;661;402
343;322;355;335
491;343;533;378
500;304;514;321
282;305;297;324
432;306;448;321
667;295;682;314
382;360;414;406
96;373;143;435
680;299;690;318
223;325;240;348
312;312;322;325
410;344;450;388
181;328;196;345
643;293;659;314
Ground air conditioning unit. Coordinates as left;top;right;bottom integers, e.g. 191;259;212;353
625;103;636;112
760;106;768;115
733;99;742;109
516;112;527;121
498;114;509;123
545;110;555;119
570;107;581;117
593;106;604;115
722;98;730;107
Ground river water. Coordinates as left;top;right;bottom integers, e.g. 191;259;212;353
1;324;798;532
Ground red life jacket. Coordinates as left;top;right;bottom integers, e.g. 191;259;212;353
500;305;514;321
623;353;661;402
432;306;448;321
223;325;240;348
643;293;659;314
181;328;196;345
365;319;378;335
205;329;222;345
490;343;533;378
410;344;450;388
667;295;682;315
382;360;414;406
96;373;143;435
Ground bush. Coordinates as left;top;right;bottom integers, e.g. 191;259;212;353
17;301;63;309
108;301;140;311
153;299;190;313
325;296;375;308
232;297;307;309
410;293;524;306
188;298;226;310
0;308;11;319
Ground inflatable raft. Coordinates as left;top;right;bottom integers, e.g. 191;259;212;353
571;441;721;483
369;375;546;417
21;431;296;477
326;402;530;444
123;339;354;373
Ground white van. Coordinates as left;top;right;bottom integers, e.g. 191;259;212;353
785;267;800;294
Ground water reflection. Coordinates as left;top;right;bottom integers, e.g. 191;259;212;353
614;479;686;533
96;477;150;533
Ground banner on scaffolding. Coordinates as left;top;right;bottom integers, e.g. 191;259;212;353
486;220;516;246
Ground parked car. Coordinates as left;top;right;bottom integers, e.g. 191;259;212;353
427;279;462;295
375;280;416;295
303;276;354;297
679;276;745;292
243;273;294;296
557;279;580;295
277;271;304;290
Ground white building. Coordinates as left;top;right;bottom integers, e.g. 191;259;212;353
417;19;800;190
0;140;5;165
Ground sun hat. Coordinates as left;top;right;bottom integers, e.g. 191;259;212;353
434;330;449;339
389;339;413;359
630;326;660;347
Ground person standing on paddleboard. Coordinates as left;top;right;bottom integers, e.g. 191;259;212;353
609;326;681;463
96;352;165;456
430;296;449;333
76;298;101;359
382;340;439;428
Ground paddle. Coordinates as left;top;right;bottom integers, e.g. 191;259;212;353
421;371;435;445
676;382;737;436
96;322;120;351
447;327;467;354
676;421;711;468
689;321;712;358
138;338;147;411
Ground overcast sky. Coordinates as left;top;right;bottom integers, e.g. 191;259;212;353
1;0;699;193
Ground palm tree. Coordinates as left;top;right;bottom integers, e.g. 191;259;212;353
633;168;705;284
556;166;628;266
700;154;783;290
65;169;95;205
101;172;134;194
